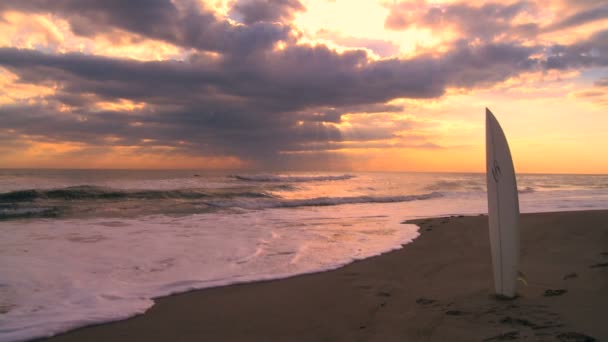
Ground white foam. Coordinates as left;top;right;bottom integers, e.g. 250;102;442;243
0;204;419;342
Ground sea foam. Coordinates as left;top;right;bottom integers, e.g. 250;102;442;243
0;204;419;342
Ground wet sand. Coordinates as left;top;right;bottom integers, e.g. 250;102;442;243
39;210;608;341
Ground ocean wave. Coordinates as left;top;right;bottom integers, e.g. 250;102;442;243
424;179;484;192
205;192;443;210
0;207;60;220
0;185;275;203
518;186;535;194
230;174;356;182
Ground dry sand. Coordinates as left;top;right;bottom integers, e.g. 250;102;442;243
39;210;608;341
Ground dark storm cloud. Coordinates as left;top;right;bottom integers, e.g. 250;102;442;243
230;0;305;24
385;1;538;41
0;103;141;145
0;101;343;161
0;40;541;110
0;0;292;55
0;39;541;164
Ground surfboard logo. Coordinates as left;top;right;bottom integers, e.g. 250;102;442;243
492;160;502;182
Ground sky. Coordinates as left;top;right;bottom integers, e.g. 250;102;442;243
0;0;607;173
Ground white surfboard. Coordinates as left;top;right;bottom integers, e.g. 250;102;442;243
486;108;520;298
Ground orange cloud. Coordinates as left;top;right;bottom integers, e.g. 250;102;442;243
0;68;56;105
0;10;185;61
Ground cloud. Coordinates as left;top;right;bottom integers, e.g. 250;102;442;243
385;1;539;42
384;0;608;44
0;38;543;109
595;76;608;87
1;0;608;169
315;29;401;57
0;0;293;55
542;29;608;70
0;38;541;167
573;90;604;97
546;6;608;32
230;0;305;24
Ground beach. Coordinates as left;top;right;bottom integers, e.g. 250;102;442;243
37;210;608;342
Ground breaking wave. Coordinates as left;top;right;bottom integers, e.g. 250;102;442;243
204;192;444;210
0;185;442;220
0;185;275;203
0;206;60;220
230;174;356;182
518;186;535;194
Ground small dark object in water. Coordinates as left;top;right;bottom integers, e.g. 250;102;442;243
556;331;596;341
563;273;578;280
544;289;567;297
415;298;435;305
193;174;201;177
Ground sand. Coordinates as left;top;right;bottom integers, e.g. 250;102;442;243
38;210;608;342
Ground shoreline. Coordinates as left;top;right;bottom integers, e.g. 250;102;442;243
37;210;608;341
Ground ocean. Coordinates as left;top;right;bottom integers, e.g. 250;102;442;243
1;170;608;341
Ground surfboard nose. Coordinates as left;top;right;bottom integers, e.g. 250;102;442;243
486;107;494;118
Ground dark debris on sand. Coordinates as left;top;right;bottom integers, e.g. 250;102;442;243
445;310;466;316
544;289;568;297
483;331;519;341
500;316;564;330
415;296;597;342
415;297;436;305
556;331;596;341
